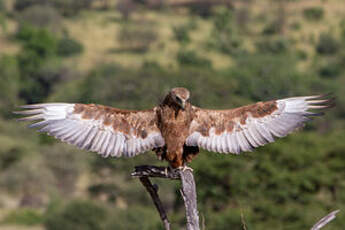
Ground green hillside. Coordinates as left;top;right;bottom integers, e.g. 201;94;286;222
0;0;345;229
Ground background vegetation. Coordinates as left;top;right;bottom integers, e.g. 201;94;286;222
0;0;344;229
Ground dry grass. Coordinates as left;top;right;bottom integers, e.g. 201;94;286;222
1;0;345;72
0;19;20;55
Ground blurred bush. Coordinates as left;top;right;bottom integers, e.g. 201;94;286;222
318;61;341;78
17;5;62;33
172;25;191;45
262;20;282;35
15;24;65;103
316;33;340;55
303;7;324;21
255;37;289;54
208;8;242;55
0;56;21;117
14;0;93;16
104;206;162;230
44;200;107;230
177;50;212;68
230;53;308;101
117;0;136;20
43;144;84;195
0;0;4;12
117;21;157;53
13;0;47;12
1;209;43;226
57;36;84;57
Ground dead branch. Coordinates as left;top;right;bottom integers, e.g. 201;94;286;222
139;176;171;230
311;210;340;230
132;165;200;230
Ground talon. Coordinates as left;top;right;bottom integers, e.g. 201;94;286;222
178;165;193;172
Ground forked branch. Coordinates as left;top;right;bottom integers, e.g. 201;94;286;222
131;165;200;230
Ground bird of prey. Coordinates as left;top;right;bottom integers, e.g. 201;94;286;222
15;88;334;169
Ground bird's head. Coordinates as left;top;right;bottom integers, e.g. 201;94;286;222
169;87;190;109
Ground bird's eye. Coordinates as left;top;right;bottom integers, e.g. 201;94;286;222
176;96;182;103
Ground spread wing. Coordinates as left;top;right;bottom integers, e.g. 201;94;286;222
186;94;334;154
15;103;165;158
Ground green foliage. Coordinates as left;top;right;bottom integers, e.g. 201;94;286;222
0;0;4;12
16;25;58;62
230;53;308;101
105;206;162;230
192;132;345;229
18;5;62;32
13;0;93;16
1;209;43;226
57;36;84;57
316;33;340;55
117;22;157;53
303;7;324;21
255;37;289;54
262;20;282;35
177;50;212;68
318;61;341;78
0;56;21;117
13;0;47;11
15;24;62;103
44;200;107;230
208;8;242;55
172;25;191;45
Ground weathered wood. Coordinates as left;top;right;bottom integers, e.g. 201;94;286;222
131;165;180;179
311;210;340;230
180;169;200;230
139;176;171;230
132;165;200;230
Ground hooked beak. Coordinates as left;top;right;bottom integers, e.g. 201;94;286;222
181;100;186;109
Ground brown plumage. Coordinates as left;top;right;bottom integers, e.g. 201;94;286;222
15;88;334;169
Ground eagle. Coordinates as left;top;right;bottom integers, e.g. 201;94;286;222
15;88;334;169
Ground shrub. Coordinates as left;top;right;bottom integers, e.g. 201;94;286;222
15;24;62;103
256;38;289;54
262;20;282;35
18;5;62;32
303;7;324;21
14;0;93;16
172;25;191;45
52;0;93;16
319;61;341;78
57;37;84;57
177;50;211;68
209;8;242;54
1;209;43;226
0;0;4;12
117;22;157;52
44;200;107;230
104;206;161;230
14;0;47;11
43;145;83;195
316;33;340;55
0;56;20;117
117;0;136;20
